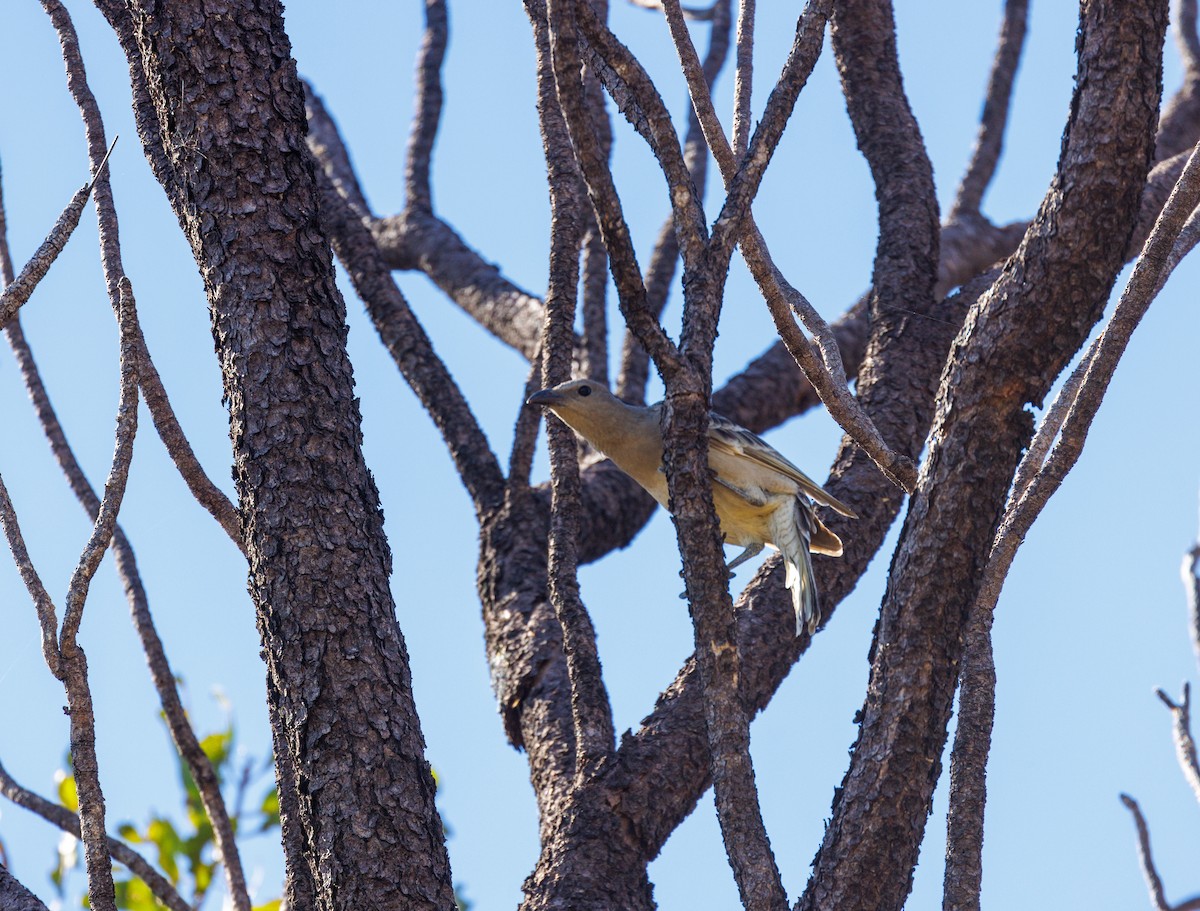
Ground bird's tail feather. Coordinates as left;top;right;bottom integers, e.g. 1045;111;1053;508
772;499;819;635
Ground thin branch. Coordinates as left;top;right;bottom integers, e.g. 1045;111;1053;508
42;0;245;553
615;0;731;404
949;0;1029;219
942;136;1200;911
0;473;62;679
1165;199;1200;285
573;0;710;277
732;0;755;160
0;759;189;911
133;318;245;550
941;589;995;911
1185;530;1200;672
60;281;137;648
578;26;615;388
508;362;547;487
657;0;916;491
405;0;448;212
1120;794;1171;911
1157;684;1200;806
312;137;507;514
1000;136;1200;560
0;864;50;911
580;228;609;384
0;181;92;328
307;88;553;363
3;21;252;902
1178;0;1200;79
52;284;141;911
545;0;687;382
1157;0;1200;160
629;0;717;19
534;0;616;776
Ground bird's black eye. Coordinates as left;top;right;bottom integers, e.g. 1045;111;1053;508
578;385;592;397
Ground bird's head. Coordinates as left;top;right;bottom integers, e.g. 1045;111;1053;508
526;378;609;415
526;379;643;448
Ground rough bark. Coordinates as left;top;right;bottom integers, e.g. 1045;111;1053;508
100;3;456;909
799;3;1167;909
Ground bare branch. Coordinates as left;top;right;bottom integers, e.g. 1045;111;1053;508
42;0;244;554
307;86;554;362
999;137;1200;567
534;0;616;775
732;0;755;159
949;0;1029;219
0;181;91;328
405;0;448;212
0;864;51;911
1185;530;1200;671
49;282;140;911
60;279;137;646
658;0;917;491
1180;0;1200;70
314;156;507;514
799;2;1166;906
580;228;610;384
0;758;190;911
616;0;731;404
1157;684;1200;806
0;470;62;677
509;364;548;489
546;0;688;382
629;0;717;19
4;43;251;909
1157;0;1200;160
941;592;995;911
1166;199;1200;286
1120;794;1172;911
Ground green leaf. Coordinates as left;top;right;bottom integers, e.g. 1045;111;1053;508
252;900;282;911
199;729;233;771
117;823;141;843
146;817;182;885
259;787;280;832
114;876;164;911
55;770;79;814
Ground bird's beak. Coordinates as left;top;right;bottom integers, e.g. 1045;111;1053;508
526;388;563;408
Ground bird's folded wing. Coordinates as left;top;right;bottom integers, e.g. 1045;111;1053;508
706;412;858;518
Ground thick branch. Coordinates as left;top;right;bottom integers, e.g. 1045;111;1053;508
108;4;459;907
800;4;1166;908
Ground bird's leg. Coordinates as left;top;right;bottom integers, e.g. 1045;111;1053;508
725;543;764;572
678;542;766;599
711;472;768;507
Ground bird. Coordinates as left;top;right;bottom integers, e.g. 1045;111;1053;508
527;379;856;635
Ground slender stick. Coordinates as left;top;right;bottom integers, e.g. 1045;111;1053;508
0;182;92;328
1119;795;1172;911
655;0;916;490
732;0;755;159
56;281;141;911
532;0;616;776
405;0;448;212
949;0;1029;219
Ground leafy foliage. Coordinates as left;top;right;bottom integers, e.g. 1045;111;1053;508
49;696;278;910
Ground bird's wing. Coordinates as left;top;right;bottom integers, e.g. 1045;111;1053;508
706;412;858;518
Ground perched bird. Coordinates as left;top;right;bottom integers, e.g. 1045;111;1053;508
527;379;856;634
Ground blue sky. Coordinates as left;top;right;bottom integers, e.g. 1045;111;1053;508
1;2;1198;909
